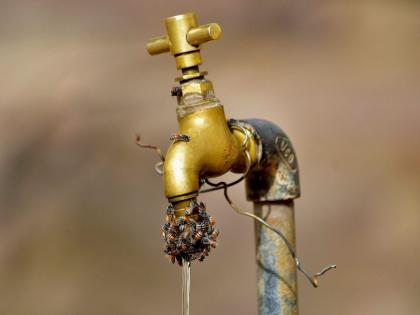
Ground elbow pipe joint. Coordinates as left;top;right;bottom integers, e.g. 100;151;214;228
235;119;301;202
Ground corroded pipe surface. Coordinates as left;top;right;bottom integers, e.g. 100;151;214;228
254;201;298;315
241;119;300;315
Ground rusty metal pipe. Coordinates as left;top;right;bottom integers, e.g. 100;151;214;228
233;119;300;315
254;201;298;315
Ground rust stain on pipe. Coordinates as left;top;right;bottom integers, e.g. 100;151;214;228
255;201;298;315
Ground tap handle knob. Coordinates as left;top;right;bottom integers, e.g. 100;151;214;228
146;35;170;55
146;13;222;71
187;23;222;46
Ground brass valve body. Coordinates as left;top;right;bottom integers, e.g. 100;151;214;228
163;105;241;203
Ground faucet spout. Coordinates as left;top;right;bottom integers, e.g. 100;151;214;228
164;104;241;212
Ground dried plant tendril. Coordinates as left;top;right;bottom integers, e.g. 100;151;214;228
162;200;219;266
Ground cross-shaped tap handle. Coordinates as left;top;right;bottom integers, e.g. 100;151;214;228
146;13;222;70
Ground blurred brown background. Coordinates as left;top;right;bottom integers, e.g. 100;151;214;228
1;0;420;314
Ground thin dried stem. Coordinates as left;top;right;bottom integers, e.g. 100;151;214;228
135;134;165;162
136;134;165;175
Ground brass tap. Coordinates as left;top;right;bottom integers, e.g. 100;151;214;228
145;13;258;216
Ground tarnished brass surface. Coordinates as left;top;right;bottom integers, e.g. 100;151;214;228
164;105;241;204
175;79;220;118
146;12;222;74
175;71;208;82
229;121;260;173
180;80;214;97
